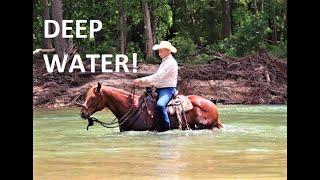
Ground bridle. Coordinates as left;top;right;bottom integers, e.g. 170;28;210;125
76;86;140;130
77;91;104;114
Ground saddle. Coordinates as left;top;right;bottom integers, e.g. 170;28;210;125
140;87;193;130
167;91;193;115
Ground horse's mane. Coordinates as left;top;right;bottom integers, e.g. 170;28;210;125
104;85;137;97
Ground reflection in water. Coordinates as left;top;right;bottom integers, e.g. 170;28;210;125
33;105;287;179
155;135;185;178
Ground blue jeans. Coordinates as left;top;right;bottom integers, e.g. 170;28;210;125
156;87;176;129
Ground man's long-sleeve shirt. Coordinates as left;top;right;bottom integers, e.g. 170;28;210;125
140;54;178;88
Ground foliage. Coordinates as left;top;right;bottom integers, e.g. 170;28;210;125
213;10;269;56
171;35;196;62
266;41;287;59
152;0;173;43
33;0;44;49
33;0;287;62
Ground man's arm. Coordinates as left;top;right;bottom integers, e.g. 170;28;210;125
133;78;143;86
139;60;175;86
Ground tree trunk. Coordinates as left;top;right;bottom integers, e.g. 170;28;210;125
151;1;157;57
151;1;157;45
230;0;235;35
141;0;154;60
284;0;287;42
51;0;67;60
221;0;231;39
42;0;53;49
257;0;264;11
253;0;258;13
118;0;127;54
269;0;277;44
207;0;217;43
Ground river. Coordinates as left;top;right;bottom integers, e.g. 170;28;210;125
33;105;287;179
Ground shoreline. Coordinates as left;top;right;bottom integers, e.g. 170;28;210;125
33;51;287;108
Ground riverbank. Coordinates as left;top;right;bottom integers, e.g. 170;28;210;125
33;50;287;108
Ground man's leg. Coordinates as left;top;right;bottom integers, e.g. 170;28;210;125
156;87;176;129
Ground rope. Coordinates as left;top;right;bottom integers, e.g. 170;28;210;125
180;102;190;130
87;108;139;130
85;86;190;131
86;85;141;130
172;98;190;130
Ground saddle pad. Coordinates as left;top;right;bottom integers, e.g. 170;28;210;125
167;95;193;115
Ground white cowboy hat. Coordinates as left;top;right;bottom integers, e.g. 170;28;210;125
152;41;177;53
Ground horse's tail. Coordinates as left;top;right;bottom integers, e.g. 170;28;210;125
215;117;223;129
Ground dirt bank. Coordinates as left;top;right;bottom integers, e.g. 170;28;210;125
33;50;287;108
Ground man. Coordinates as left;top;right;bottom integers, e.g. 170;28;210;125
133;41;178;130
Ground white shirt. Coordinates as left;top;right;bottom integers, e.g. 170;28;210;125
140;54;178;88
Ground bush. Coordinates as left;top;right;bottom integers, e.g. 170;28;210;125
267;42;287;59
209;38;238;57
187;54;217;64
210;11;270;57
171;35;196;63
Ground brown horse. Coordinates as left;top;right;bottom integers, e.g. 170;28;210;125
80;82;223;132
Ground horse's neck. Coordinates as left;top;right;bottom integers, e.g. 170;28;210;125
102;87;135;118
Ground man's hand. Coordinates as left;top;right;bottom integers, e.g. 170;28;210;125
133;78;142;87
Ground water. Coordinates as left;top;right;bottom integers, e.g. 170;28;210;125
33;105;287;179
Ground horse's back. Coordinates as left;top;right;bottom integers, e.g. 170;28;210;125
187;95;222;128
187;95;217;110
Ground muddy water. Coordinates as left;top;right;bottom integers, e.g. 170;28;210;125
33;105;287;179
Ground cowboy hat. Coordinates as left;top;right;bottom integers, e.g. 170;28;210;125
152;41;177;53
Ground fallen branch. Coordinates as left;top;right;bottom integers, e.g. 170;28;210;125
33;48;55;55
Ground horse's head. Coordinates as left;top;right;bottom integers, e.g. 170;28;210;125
80;82;105;119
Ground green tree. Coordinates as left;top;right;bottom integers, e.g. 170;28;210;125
140;0;153;60
221;0;231;38
42;0;53;49
52;0;67;60
32;0;287;60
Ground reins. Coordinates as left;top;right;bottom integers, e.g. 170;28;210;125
86;86;140;130
86;108;138;130
82;86;190;131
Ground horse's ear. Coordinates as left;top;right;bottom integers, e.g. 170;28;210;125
96;82;101;93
